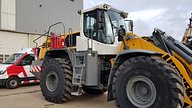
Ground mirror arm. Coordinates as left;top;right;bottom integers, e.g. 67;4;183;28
122;38;128;50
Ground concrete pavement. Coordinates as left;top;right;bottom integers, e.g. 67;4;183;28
0;85;116;108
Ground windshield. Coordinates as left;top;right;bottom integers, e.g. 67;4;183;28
107;10;126;36
3;53;23;64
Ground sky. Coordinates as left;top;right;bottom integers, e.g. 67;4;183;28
83;0;192;40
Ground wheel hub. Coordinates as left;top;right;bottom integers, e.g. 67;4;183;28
46;71;59;92
140;86;148;95
10;80;17;87
126;76;157;107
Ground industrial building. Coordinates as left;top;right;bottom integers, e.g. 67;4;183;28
0;0;83;63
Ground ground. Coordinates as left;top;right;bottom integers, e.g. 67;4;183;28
0;84;116;108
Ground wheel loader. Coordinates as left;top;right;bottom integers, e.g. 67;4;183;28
33;4;192;108
182;13;192;49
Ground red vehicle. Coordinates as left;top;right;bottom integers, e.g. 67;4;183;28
0;48;39;89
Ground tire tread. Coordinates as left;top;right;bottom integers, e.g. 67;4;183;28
40;58;73;103
112;56;184;108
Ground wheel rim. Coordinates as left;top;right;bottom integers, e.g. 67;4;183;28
10;79;18;88
126;76;156;107
46;71;59;92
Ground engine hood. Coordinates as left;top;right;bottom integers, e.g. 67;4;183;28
0;64;11;71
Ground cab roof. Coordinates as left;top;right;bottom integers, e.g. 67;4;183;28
83;4;128;17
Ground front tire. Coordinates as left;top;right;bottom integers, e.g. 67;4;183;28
112;56;184;108
40;58;73;103
6;77;19;89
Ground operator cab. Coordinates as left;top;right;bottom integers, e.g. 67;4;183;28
77;4;128;55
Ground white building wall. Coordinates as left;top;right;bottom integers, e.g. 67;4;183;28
1;0;15;30
0;31;45;63
0;31;28;54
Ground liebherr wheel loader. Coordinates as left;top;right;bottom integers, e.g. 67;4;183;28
182;13;192;49
35;4;192;108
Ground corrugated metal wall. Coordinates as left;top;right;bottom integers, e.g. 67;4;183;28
1;0;16;30
16;0;83;34
0;0;83;63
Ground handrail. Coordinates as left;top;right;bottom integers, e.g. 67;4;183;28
33;22;65;47
33;32;48;47
47;22;65;36
68;28;73;47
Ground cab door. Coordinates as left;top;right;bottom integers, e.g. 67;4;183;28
17;54;35;79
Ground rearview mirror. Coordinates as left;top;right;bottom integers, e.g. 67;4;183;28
126;20;134;32
129;20;133;32
118;25;126;41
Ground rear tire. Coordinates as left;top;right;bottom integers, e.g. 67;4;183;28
112;56;184;108
82;86;106;95
40;58;73;103
6;77;19;89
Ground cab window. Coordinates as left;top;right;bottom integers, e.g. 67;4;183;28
19;54;35;66
3;53;23;64
83;11;97;39
83;10;115;44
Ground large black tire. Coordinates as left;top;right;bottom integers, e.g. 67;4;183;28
40;58;73;103
6;77;19;89
112;56;184;108
82;86;106;95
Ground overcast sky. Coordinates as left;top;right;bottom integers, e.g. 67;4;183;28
84;0;192;40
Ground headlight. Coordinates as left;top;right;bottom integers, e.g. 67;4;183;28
0;70;6;75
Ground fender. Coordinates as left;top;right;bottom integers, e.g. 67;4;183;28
107;49;162;101
34;48;74;80
43;49;72;63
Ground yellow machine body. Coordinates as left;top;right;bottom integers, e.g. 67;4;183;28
120;32;192;105
36;32;80;60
